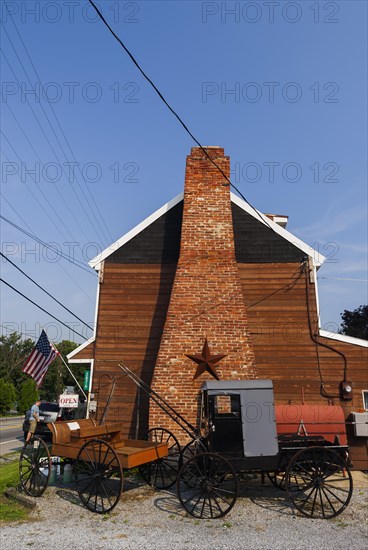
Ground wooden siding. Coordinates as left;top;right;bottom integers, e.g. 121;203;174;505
88;202;367;468
91;260;367;468
239;262;368;468
104;201;305;265
91;264;177;438
69;341;94;361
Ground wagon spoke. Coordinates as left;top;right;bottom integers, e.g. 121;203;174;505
321;484;348;505
318;487;326;518
213;488;234;505
320;485;337;516
212;494;225;514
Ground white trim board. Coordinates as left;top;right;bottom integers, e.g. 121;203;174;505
319;330;368;348
89;192;325;270
67;336;95;362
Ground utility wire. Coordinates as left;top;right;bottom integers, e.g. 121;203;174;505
0;214;96;276
87;0;273;230
0;33;110;246
318;276;368;283
1;135;74;243
0;192;34;233
0;278;86;339
0;252;93;331
2;100;93;245
3;4;114;244
0;194;96;303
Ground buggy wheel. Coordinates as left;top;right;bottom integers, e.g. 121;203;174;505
139;428;181;490
177;452;239;519
286;446;353;519
19;436;51;497
180;438;208;466
74;439;122;514
267;470;287;490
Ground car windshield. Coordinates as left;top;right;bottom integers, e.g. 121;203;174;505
40;403;59;412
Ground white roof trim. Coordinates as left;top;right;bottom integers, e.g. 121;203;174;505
89;191;325;269
230;194;325;266
319;329;368;348
67;336;95;362
89;193;184;269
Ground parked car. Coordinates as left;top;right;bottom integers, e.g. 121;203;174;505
22;400;86;440
23;402;63;440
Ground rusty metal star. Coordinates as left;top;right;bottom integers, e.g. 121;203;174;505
185;338;227;381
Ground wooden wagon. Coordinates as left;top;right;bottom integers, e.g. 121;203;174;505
19;418;174;513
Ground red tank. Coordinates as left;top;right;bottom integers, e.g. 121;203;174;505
275;403;347;446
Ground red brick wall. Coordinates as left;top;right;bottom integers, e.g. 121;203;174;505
150;147;257;439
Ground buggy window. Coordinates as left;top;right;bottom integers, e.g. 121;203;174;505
213;394;240;417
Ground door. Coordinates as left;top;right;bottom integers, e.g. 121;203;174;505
208;393;243;456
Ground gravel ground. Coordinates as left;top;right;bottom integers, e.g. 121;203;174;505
1;473;367;550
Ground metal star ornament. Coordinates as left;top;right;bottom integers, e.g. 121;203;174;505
186;338;227;381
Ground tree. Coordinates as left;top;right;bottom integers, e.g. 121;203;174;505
339;305;368;340
0;332;82;403
18;378;38;414
0;378;16;415
0;332;34;393
39;340;80;401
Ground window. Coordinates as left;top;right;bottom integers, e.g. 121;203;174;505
362;390;368;411
213;394;240;417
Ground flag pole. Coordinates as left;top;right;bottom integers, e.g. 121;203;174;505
54;344;87;400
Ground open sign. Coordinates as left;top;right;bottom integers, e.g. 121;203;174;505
59;394;79;408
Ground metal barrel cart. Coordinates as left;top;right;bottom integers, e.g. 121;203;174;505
119;365;354;521
19;419;169;513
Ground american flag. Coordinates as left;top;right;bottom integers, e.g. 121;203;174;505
22;330;59;388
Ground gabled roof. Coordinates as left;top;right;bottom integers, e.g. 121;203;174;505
67;336;94;363
319;330;368;348
89;192;325;269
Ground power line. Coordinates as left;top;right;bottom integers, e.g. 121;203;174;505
2;7;113;244
0;192;34;233
318;276;368;283
0;31;110;246
0;277;86;339
2;101;93;245
1;135;75;243
87;0;273;231
0;194;96;304
0;214;96;276
0;251;93;331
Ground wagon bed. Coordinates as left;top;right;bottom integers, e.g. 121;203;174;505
48;419;168;469
19;419;169;514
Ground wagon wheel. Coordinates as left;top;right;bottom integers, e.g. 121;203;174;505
19;436;51;497
139;428;181;490
180;437;208;465
74;439;123;514
267;470;287;490
177;452;239;519
286;446;353;519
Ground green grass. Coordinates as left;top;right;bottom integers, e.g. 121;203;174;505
0;458;31;523
0;460;20;493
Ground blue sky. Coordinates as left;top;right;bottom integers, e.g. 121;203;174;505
1;0;367;344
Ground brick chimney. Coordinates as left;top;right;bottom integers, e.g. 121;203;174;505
150;147;257;437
